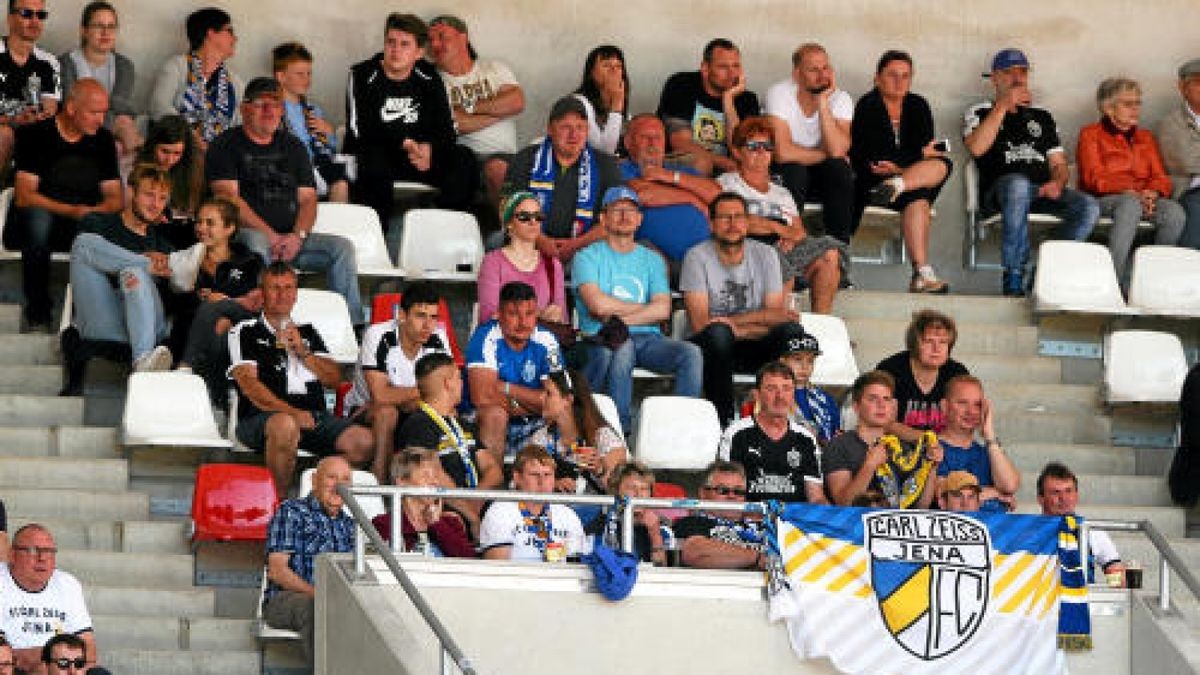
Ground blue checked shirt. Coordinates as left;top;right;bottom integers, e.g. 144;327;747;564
265;495;356;599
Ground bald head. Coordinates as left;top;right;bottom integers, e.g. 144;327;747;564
311;455;352;514
624;113;666;165
63;78;109;136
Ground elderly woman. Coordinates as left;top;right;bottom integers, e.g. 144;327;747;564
849;50;953;294
1077;77;1185;285
148;7;242;147
717;116;844;314
573;45;629;155
58;1;140;155
477;191;566;322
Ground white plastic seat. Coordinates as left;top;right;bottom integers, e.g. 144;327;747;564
633;396;722;470
1103;330;1187;404
298;467;385;521
1033;241;1133;316
292;288;360;363
225;390;314;458
397;209;483;282
590;393;624;443
1127;246;1200;317
312;203;402;278
799;313;860;388
122;372;231;448
256;566;301;642
963;159;1062;270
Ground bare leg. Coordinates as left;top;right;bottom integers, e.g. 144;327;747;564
804;249;841;314
898;158;949;192
902;200;932;269
483;158;509;208
327;180;350;204
475;404;510;466
335;425;375;467
264;413;301;501
366;403;399;483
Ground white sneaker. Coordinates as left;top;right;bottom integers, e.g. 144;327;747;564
133;345;173;372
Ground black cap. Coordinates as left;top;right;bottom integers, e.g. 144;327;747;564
548;95;586;123
244;77;282;102
780;332;821;357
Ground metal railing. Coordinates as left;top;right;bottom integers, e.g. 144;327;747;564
1082;519;1200;613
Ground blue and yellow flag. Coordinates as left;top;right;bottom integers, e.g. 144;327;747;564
768;504;1082;674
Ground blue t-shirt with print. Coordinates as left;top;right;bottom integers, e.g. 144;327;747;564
465;320;560;388
572;240;669;336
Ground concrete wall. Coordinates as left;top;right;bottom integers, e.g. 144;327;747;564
32;0;1200;280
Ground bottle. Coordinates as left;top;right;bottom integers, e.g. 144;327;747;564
415;532;432;556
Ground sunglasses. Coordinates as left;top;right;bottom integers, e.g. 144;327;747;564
703;485;747;497
11;8;48;20
512;210;545;223
13;545;56;556
744;140;774;152
52;658;86;669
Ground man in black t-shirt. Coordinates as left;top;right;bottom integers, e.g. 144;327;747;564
0;0;60;171
227;263;373;500
207;77;363;325
876;309;968;437
673;460;768;570
9;79;120;330
963;48;1098;296
656;38;760;176
717;361;824;503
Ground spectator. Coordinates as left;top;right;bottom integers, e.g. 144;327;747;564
876;309;968;437
480;445;587;561
396;352;503;537
674;461;767;570
174;197;263;400
1078;77;1185;285
528;368;628;494
148;7;241;147
477;192;565;323
263;457;355;663
963;48;1098;296
778;331;841;445
67;164;174;372
346;13;470;224
936;374;1020;511
503;95;621;262
1037;462;1124;582
227;263;373;500
657;38;759;176
620;113;720;266
42;633;109;675
0;524;98;673
0;0;60;171
718;361;825;503
137;115;203;249
1168;362;1200;507
207;77;363;325
586;462;673;565
0;497;7;562
428;14;525;207
823;370;942;508
347;282;451;481
0;635;11;674
765;43;856;243
8;78;120;331
370;448;475;557
1157;58;1200;249
574;186;703;430
272;42;348;203
849;50;953;293
573;45;628;155
939;470;982;513
718;115;844;313
58;1;138;160
680;192;807;425
465;281;560;462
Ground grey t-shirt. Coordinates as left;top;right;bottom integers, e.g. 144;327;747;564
679;239;782;317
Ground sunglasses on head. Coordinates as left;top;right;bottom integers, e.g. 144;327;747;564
11;8;48;19
744;140;774;152
52;658;86;669
703;485;747;497
512;210;545;223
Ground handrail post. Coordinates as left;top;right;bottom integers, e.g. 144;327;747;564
621;500;634;553
390;492;402;554
1159;554;1170;612
353;525;366;578
1078;521;1090;583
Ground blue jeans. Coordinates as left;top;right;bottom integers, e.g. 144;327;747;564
238;229;364;324
987;173;1099;273
1179;187;1200;250
69;233;167;360
10;206;79;322
581;332;703;431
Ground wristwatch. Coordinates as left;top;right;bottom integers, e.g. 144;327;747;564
297;230;308;241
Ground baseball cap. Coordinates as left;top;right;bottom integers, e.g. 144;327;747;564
940;470;981;495
780;331;821;357
1179;58;1200;79
429;14;477;59
243;77;282;102
548;95;587;123
602;186;640;209
991;48;1030;72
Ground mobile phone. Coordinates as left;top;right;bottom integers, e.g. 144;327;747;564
933;139;950;153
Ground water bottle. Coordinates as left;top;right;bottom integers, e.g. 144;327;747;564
414;532;432;556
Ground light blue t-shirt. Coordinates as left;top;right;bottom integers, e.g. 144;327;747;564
282;99;337;159
572;241;670;336
465;320;560;388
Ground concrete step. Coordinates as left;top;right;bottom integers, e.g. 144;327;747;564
832;290;1033;326
853;348;1063;385
4;487;148;520
0;304;24;332
1015;504;1187;537
0;456;127;491
94;616;256;652
0;426;119;458
0;395;83;425
1015;473;1173;507
987;383;1099;413
0;334;57;365
844;317;1039;356
1006;443;1137;476
102;648;259;675
996;411;1112;445
8;518;189;554
0;365;64;395
58;550;194;589
86;586;214;618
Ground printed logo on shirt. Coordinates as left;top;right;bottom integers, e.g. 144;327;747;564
787;449;802;468
611;274;646;304
690;103;728;155
381;97;419;123
1026;119;1042;138
521;360;537;384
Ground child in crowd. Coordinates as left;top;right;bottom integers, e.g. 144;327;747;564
272;42;349;202
738;332;841;445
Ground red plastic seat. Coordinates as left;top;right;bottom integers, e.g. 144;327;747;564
370;292;465;366
191;464;278;543
333;381;353;418
652;481;689;521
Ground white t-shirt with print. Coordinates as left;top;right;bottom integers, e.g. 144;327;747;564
439;59;520;156
0;564;92;649
479;502;586;561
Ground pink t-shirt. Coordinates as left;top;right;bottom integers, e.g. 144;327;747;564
477;249;565;322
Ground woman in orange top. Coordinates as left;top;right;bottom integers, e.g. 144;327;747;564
1077;77;1185;286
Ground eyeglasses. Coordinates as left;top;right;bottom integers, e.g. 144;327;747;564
51;658;86;669
11;8;48;20
744;140;774;152
606;206;639;218
13;545;57;556
512;211;545;223
702;485;747;497
712;213;748;223
86;22;118;32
